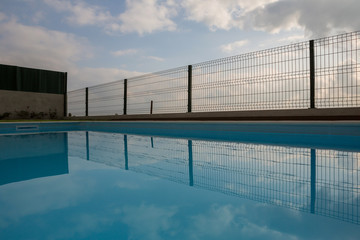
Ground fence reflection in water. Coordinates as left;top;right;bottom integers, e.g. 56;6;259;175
68;131;360;225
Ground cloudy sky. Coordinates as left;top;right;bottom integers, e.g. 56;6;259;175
0;0;359;90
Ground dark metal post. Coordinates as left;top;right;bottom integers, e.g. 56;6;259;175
124;79;127;115
311;148;316;214
85;87;89;116
188;140;193;186
63;72;67;117
188;65;192;113
150;100;153;114
124;135;128;170
309;40;315;108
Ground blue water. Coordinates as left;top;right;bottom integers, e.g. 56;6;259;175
1;129;360;239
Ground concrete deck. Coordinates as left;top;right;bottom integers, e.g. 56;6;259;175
67;107;360;121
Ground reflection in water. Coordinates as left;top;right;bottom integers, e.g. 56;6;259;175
67;131;360;225
0;133;69;185
1;130;360;239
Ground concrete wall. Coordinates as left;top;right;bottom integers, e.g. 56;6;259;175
0;89;64;119
67;107;360;121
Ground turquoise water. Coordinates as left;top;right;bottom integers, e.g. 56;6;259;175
1;128;360;239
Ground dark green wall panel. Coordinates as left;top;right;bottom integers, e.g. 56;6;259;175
0;64;66;94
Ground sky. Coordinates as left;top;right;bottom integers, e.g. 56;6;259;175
0;0;359;91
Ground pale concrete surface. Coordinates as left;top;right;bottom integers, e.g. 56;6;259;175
0;89;64;118
67;107;360;121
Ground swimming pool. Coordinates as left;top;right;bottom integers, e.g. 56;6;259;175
1;121;360;239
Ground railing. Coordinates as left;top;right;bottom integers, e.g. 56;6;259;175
67;31;360;116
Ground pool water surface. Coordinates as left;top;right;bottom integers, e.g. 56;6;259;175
0;123;360;239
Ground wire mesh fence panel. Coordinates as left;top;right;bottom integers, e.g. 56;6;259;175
192;42;310;112
88;80;124;116
314;31;360;108
67;89;86;116
127;67;188;115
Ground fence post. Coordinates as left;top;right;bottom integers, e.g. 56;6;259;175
63;72;67;117
309;40;315;108
124;79;127;115
85;87;89;116
188;65;192;113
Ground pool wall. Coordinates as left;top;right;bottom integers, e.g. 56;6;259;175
1;121;360;135
1;121;360;150
0;122;82;134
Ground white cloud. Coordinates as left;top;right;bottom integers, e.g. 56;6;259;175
181;0;360;37
243;0;360;37
111;49;165;64
295;0;360;37
43;0;113;26
0;16;89;71
221;40;248;54
70;67;143;90
32;11;45;24
249;1;301;34
111;49;139;57
181;0;277;31
44;0;178;35
145;56;165;62
0;12;6;22
182;0;238;31
117;0;178;35
39;0;360;38
278;34;306;43
0;16;143;90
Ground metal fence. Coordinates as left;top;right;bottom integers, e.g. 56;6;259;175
315;32;360;107
67;31;360;116
67;89;86;116
127;67;188;115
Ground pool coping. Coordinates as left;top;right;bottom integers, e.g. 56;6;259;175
66;107;360;121
1;120;360;136
1;120;359;151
